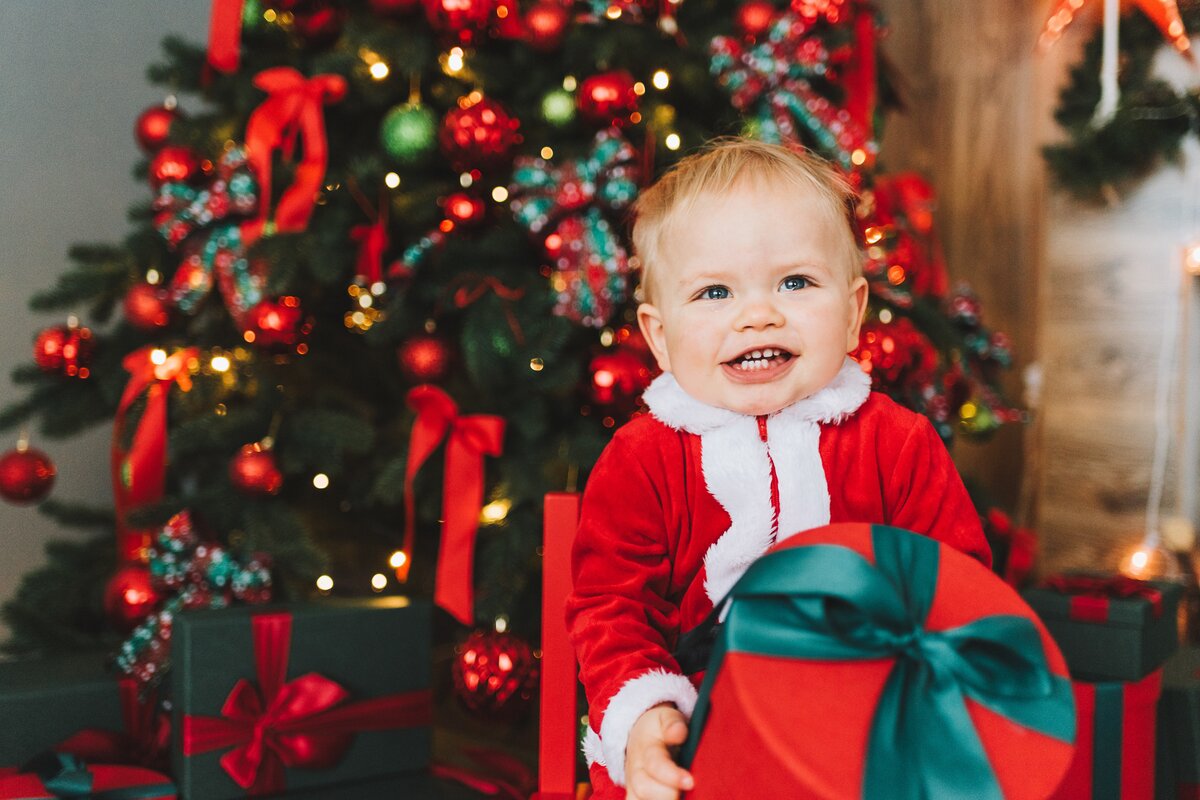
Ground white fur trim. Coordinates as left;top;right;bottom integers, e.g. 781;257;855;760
597;669;699;787
645;359;871;605
700;415;775;605
582;726;606;767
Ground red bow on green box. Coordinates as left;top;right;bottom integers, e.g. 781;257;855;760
181;612;432;795
1043;574;1164;623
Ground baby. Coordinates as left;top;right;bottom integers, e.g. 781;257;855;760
565;138;991;800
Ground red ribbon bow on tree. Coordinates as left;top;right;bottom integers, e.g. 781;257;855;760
1043;574;1163;622
402;386;506;626
181;612;433;795
112;347;199;564
242;68;347;244
207;0;246;74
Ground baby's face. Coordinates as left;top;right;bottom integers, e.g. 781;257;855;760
637;179;867;416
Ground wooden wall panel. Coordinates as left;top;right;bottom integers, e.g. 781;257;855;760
875;0;1045;514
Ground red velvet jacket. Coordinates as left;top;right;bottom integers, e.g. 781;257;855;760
565;360;990;794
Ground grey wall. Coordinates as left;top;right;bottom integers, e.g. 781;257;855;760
0;2;211;642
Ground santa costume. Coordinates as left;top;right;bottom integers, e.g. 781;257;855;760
565;358;990;798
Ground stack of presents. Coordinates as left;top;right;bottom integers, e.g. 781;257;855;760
4;520;1200;798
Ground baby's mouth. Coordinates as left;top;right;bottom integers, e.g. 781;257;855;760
725;347;795;371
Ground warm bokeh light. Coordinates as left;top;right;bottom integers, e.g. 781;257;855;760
385;172;401;188
665;133;681;150
371;573;388;591
211;355;231;372
652;70;670;90
389;550;408;569
312;473;330;489
316;575;334;591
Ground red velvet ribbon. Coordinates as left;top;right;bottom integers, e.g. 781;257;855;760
402;386;506;626
207;0;245;74
843;3;877;146
242;68;347;244
350;218;389;286
55;679;170;771
112;347;198;563
181;612;433;795
1044;575;1163;622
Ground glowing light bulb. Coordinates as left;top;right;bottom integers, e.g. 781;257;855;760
480;498;512;523
492;186;509;203
494;615;509;633
211;355;231;372
389;550;408;569
150;348;167;365
652;70;670;90
529;357;545;372
665;133;681;151
370;61;390;80
316;575;334;592
446;47;465;74
146;269;161;285
540;146;554;159
385;172;401;189
312;473;330;489
371;573;388;591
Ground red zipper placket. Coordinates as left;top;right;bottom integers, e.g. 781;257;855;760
757;415;781;541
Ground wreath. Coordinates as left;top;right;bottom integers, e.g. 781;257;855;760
1044;2;1200;200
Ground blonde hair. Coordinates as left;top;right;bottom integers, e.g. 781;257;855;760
630;137;863;302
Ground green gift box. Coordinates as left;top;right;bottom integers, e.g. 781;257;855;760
170;597;433;799
1155;647;1200;800
1022;575;1181;681
0;654;129;767
274;771;488;799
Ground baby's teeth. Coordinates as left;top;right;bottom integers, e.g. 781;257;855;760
750;350;762;359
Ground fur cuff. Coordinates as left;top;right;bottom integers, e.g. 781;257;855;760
582;726;606;767
597;669;699;787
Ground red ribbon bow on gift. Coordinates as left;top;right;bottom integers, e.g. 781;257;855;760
1043;574;1164;622
402;386;506;626
55;679;171;772
242;68;347;244
181;612;433;795
112;347;199;563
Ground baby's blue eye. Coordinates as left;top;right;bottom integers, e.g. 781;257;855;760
700;285;730;300
782;275;810;291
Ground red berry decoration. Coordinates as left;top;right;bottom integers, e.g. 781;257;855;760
0;446;56;504
397;332;454;383
149;145;202;188
229;444;284;495
443;192;488;227
439;97;522;173
123;283;171;330
369;0;421;16
134;105;180;152
523;1;570;51
735;0;776;38
104;565;162;633
452;629;539;718
424;0;495;45
244;296;308;349
33;324;94;378
577;71;639;128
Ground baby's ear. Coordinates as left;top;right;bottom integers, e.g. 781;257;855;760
844;277;869;351
637;303;672;373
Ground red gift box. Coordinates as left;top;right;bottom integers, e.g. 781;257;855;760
682;523;1077;799
0;752;174;800
1049;669;1161;800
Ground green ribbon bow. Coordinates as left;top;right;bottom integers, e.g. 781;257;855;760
17;752;172;800
680;526;1075;799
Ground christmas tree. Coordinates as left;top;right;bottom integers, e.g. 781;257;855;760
0;0;1018;698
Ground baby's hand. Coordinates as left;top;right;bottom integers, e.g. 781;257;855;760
624;704;695;800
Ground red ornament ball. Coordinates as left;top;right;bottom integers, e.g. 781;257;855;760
577;70;639;127
735;0;776;38
589;349;654;409
0;447;56;504
33;325;94;378
424;0;495;45
440;97;522;173
443;192;488;227
524;1;570;51
149;145;202;188
134;105;180;152
123;283;171;330
369;0;421;16
397;332;454;383
104;565;161;633
244;296;307;349
290;2;348;46
452;629;539;717
229;444;284;495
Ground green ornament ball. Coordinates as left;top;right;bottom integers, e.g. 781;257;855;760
242;0;262;26
381;103;438;163
541;89;576;128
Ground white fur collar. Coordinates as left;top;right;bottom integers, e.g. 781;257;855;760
642;357;871;605
642;358;871;433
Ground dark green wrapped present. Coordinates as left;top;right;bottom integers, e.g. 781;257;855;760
274;771;489;799
171;597;433;799
1156;647;1200;800
0;655;154;768
1023;574;1181;681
